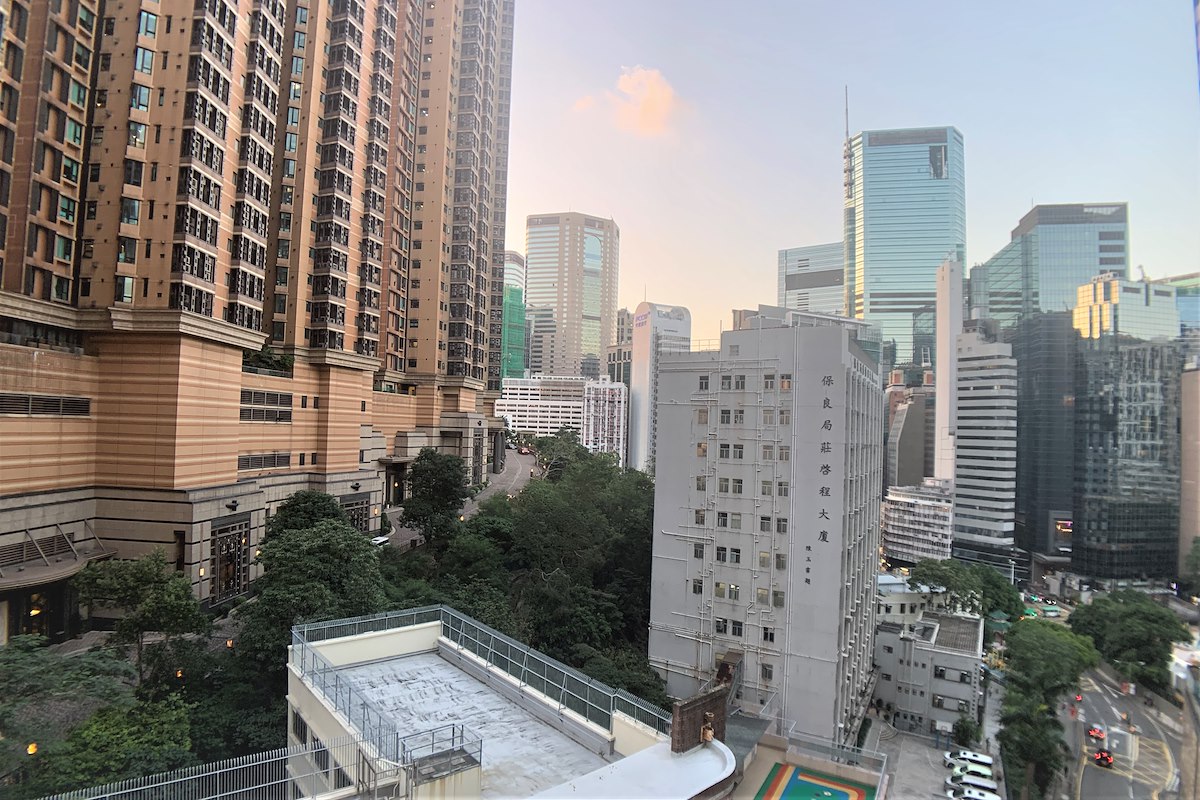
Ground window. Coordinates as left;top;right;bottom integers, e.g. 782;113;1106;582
763;409;775;425
762;627;775;643
718;477;729;493
84;202;96;219
732;445;744;459
715;582;726;599
62;156;80;183
696;442;707;457
761;663;774;680
694;509;706;525
716;512;728;528
719;444;730;458
285;132;298;152
692;579;703;595
720;375;731;390
696;407;708;424
137;10;158;36
883;645;893;654
763;444;774;460
932;695;946;709
779;409;791;425
759;516;771;532
714;618;727;634
128;121;147;148
296;6;308;23
68;80;87;106
282;159;296;178
119;197;140;224
695;476;706;491
729;548;741;564
731;479;743;494
778;446;790;462
761;481;772;496
715;547;726;563
693;543;704;559
772;590;785;608
728;344;739;356
733;409;744;424
65;119;83;144
58;196;76;221
759;552;770;568
881;673;892;682
934;666;947;679
780;373;792;390
734;375;745;390
123;159;143;185
960;672;971;684
775;518;788;534
54;235;73;261
728;584;740;600
777;481;789;497
764;374;775;389
115;275;134;302
729;513;741;529
757;587;769;603
775;553;787;570
130;84;151;110
719;409;730;425
293;31;306;49
134;47;154;74
698;375;709;391
730;620;743;637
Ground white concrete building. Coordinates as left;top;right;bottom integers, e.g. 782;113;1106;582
777;242;845;315
952;327;1018;572
495;376;627;459
875;573;950;627
628;301;691;472
882;478;954;566
934;257;963;481
648;309;883;746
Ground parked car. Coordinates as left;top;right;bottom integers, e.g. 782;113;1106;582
945;788;1002;800
950;763;994;781
944;772;999;793
370;535;389;547
943;750;994;769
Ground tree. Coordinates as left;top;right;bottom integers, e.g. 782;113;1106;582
236;519;387;676
74;552;210;682
533;429;589;482
16;696;197;798
970;564;1024;621
0;636;133;781
1068;590;1190;692
439;532;507;589
999;693;1067;800
952;714;980;748
266;490;349;539
1181;538;1200;592
909;559;981;613
401;448;471;545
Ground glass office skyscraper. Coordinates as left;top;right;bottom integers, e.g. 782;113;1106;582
970;204;1128;327
843;127;966;364
501;251;528;379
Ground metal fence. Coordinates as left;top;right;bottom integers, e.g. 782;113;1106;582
292;605;674;735
47;733;371;800
775;724;889;797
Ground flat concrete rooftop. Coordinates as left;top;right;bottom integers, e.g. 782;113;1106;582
343;652;607;798
923;612;981;654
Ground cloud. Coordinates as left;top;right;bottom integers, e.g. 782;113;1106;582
573;66;683;137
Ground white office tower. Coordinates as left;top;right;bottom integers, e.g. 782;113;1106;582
951;326;1018;576
934;257;963;481
648;309;884;746
628;302;692;472
882;478;954;566
495;376;627;459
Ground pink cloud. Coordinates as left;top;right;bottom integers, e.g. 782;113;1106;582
574;66;683;137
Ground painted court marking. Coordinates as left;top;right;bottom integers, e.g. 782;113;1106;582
754;763;875;800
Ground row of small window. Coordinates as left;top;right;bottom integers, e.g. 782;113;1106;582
698;408;792;429
705;579;788;607
694;444;792;465
694;543;789;569
698;373;793;392
236;451;321;470
691;512;790;534
692;484;789;510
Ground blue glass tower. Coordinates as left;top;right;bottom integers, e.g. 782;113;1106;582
843;127;966;365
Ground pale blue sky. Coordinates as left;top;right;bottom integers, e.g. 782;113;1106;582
504;1;1200;341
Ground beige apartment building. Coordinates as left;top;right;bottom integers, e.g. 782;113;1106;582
0;0;514;643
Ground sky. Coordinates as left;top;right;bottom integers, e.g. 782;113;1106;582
502;1;1200;342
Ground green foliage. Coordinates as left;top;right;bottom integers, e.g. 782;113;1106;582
242;346;294;374
952;714;980;747
971;564;1024;621
74;552;211;682
909;559;981;612
533;428;589;482
401;448;472;544
0;636;133;780
1067;590;1190;692
266;490;349;539
1181;538;1200;592
16;696;197;797
236;519;387;676
999;620;1098;796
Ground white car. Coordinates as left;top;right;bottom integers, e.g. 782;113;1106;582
370;535;389;547
943;750;994;769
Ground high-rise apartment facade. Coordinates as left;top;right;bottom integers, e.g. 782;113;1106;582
951;325;1018;575
648;311;883;745
627;301;690;472
494;375;626;458
524;212;619;379
500;250;526;379
970;204;1129;327
882;478;954;566
777;242;844;315
0;0;515;642
606;306;632;387
843;127;965;364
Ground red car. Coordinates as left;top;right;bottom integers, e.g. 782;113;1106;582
1087;726;1106;741
1094;749;1113;768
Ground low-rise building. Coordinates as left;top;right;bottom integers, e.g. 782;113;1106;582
876;573;950;627
874;612;984;737
882;479;954;567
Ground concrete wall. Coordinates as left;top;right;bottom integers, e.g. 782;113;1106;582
413;767;482;800
313;621;441;667
612;710;664;756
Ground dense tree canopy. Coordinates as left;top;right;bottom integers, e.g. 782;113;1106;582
1067;589;1190;692
74;551;210;682
265;489;349;539
401;447;473;545
907;559;1023;620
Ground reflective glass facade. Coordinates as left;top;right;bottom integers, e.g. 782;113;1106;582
970;204;1128;327
501;251;527;379
1073;276;1180;342
1072;338;1181;580
844;127;966;364
778;242;845;315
